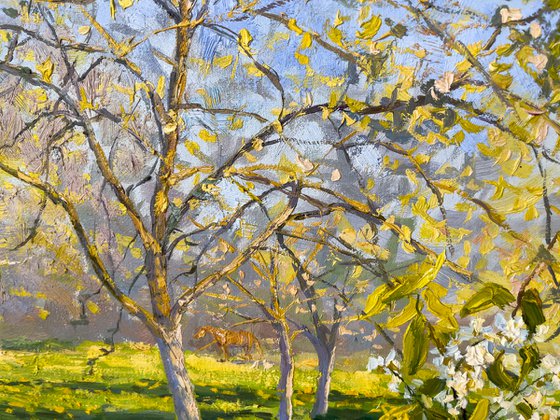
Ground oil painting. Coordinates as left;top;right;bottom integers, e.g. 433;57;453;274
0;0;559;418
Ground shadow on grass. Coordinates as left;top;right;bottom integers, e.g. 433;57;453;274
0;379;398;419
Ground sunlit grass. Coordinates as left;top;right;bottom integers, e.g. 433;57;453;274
0;341;393;419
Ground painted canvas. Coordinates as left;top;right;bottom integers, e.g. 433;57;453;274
0;0;559;418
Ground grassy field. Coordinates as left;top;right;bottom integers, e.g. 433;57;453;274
0;341;397;419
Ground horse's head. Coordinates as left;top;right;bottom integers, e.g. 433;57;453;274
193;327;208;339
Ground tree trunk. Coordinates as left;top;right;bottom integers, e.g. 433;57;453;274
156;329;200;420
311;344;336;418
276;323;295;420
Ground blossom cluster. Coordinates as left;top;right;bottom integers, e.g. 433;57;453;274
370;314;560;419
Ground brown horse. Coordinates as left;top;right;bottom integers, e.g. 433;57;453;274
194;326;263;361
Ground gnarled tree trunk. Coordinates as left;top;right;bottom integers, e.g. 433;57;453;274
156;329;200;420
311;343;336;418
276;322;295;420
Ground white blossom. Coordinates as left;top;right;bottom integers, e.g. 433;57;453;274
448;407;460;416
434;72;454;94
500;317;527;344
470;317;485;335
528;54;548;72
500;7;523;23
465;343;494;367
448;371;469;398
534;325;549;342
530;21;542;38
388;375;401;393
541;354;560;375
366;355;383;371
526;391;543;409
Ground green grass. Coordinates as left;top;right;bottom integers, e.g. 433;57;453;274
0;341;398;419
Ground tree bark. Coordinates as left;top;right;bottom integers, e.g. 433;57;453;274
156;329;200;420
276;323;295;420
311;344;336;418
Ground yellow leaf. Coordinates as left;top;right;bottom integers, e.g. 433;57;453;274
37;308;49;320
130;247;142;259
469;399;489;420
10;287;32;297
244;63;264;77
385;298;417;329
287;18;303;35
328;26;344;46
229;116;243;130
301;32;312;49
36;57;54;83
252;138;263;151
460;165;473;177
86;301;100;314
334;10;345;27
239;29;253;51
118;0;133;9
156;76;165;97
272;120;283;133
163;121;177;134
110;0;116;19
383;253;446;302
525;205;539;221
185;140;200;155
199;129;217;143
78;86;96;110
78;26;91;35
362;284;390;318
214;55;233;68
294;51;309;65
154;190;168;214
357;15;381;39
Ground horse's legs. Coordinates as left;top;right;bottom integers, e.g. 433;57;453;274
245;343;253;360
217;344;227;362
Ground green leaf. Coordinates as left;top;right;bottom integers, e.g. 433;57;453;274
460;283;515;317
492;73;513;89
424;288;458;331
390;23;407;39
402;315;429;376
521;289;545;334
357;15;382;39
380;403;421;419
469;399;489;420
385;298;417;329
519;345;540;385
361;284;389;319
419;378;446;397
486;352;518;391
383;253;446;303
2;8;18;18
458;117;485;133
516;402;533;419
424;406;450;420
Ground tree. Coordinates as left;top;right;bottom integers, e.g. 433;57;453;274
223;249;300;420
0;1;404;417
0;0;305;417
351;1;560;418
